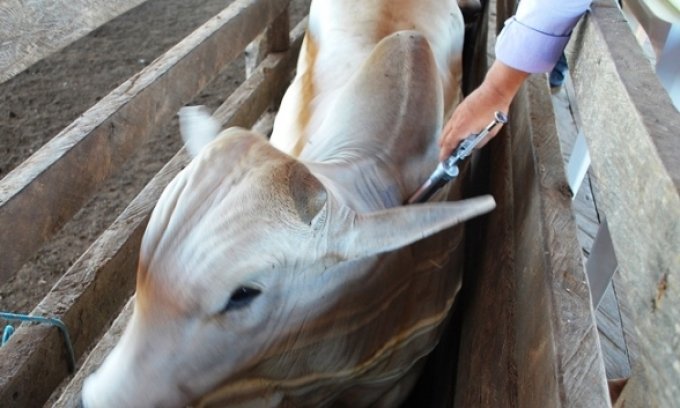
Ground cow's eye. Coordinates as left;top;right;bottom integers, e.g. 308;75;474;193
221;286;262;313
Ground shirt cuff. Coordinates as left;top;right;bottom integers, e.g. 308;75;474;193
495;17;571;74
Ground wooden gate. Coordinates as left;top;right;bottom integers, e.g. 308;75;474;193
0;0;677;406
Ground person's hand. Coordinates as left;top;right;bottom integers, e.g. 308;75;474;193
439;83;510;161
439;60;528;161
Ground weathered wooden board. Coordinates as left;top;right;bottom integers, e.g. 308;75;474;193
0;0;149;83
454;3;518;405
0;19;304;408
455;1;609;405
454;95;521;408
455;73;610;407
567;1;680;406
524;75;610;407
0;0;291;286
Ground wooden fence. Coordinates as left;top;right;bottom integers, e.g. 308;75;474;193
456;0;679;406
0;0;677;406
567;1;680;406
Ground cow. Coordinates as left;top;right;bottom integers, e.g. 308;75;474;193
81;0;494;406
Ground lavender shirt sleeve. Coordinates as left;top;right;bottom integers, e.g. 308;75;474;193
495;0;592;73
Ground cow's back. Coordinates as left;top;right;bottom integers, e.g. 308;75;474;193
270;0;464;157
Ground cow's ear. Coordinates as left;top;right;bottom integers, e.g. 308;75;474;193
288;162;327;226
178;106;221;157
337;195;495;260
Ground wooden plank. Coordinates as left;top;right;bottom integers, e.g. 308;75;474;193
0;0;291;286
567;1;680;406
524;74;610;408
0;0;149;84
454;122;519;407
551;58;631;388
455;4;519;405
455;74;609;407
551;80;601;253
0;20;304;408
510;80;563;408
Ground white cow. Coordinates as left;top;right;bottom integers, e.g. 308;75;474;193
82;0;494;407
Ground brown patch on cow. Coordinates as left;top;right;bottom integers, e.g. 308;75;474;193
287;161;327;225
135;261;188;317
291;34;318;157
652;273;669;311
135;261;152;314
375;3;396;41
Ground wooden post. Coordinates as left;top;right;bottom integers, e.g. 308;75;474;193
567;1;680;405
245;5;290;78
455;2;610;406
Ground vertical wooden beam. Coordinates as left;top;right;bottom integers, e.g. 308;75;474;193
267;5;291;52
457;1;608;406
495;0;516;34
567;1;680;406
456;2;610;402
523;74;609;407
245;5;290;77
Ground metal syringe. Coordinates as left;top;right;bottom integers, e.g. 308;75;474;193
406;111;508;204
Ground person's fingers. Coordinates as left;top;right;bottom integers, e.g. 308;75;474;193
439;129;462;161
441;116;503;159
438;101;484;160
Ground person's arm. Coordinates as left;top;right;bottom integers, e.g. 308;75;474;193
439;0;592;160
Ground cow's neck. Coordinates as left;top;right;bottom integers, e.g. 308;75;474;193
292;29;446;212
306;156;405;212
303;120;440;212
298;89;442;213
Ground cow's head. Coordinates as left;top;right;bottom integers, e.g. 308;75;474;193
81;108;494;407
